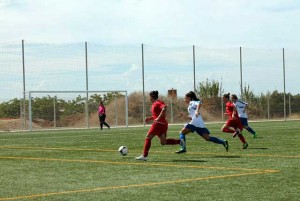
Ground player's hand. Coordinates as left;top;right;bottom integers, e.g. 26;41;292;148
145;117;151;123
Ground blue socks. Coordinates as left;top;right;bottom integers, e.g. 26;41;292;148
209;136;225;145
179;133;186;150
246;127;256;135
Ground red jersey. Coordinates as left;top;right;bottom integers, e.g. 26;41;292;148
151;100;167;123
226;101;239;119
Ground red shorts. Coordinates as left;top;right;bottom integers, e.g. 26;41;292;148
148;121;168;136
226;118;243;130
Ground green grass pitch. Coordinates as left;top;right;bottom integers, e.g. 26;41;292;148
0;121;299;201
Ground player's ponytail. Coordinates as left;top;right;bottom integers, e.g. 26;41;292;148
186;91;199;101
231;94;238;100
223;93;230;99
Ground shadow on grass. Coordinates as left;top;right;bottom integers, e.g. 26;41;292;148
249;147;268;150
213;155;241;158
172;159;208;163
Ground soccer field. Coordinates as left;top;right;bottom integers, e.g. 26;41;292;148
0;121;299;201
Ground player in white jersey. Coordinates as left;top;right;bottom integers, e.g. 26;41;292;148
231;94;257;138
176;91;229;153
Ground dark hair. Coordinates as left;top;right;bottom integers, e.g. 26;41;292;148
223;93;230;99
149;91;159;99
185;91;199;101
231;94;238;99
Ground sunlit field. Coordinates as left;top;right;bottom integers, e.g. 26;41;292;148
0;121;299;201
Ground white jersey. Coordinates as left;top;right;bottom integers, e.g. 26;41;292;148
188;100;205;128
234;100;248;118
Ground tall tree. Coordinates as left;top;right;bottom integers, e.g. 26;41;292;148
196;78;221;98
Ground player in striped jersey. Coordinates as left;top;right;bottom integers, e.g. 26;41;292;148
176;91;229;154
231;94;257;138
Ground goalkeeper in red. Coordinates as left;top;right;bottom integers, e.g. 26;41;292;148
135;91;180;161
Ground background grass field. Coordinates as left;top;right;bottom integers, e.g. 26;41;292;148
0;121;299;201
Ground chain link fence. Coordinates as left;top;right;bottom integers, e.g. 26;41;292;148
0;41;299;131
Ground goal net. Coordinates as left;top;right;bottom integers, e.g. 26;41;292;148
28;90;128;131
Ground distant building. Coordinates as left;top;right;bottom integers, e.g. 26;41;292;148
168;88;177;100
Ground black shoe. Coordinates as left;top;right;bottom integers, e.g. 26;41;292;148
243;142;248;149
175;149;187;154
223;140;229;152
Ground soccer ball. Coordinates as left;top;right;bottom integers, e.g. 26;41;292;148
118;146;128;156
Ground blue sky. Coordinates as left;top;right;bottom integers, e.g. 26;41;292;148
0;0;300;100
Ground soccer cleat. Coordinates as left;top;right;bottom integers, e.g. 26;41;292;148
252;134;257;138
243;142;249;149
135;155;147;161
223;140;229;152
175;149;187;154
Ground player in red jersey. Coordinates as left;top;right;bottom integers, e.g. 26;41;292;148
136;91;181;161
221;93;248;149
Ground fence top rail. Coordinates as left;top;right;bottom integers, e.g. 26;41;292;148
28;90;128;94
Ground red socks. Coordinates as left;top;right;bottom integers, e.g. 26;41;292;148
143;138;151;157
238;134;246;144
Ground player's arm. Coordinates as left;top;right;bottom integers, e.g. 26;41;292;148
154;106;167;121
195;102;202;117
179;112;192;120
145;116;154;123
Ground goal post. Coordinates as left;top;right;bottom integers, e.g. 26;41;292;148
28;90;128;131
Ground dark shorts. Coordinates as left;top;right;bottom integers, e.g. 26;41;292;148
240;117;249;126
185;124;210;136
99;114;106;122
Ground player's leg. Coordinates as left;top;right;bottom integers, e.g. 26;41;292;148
200;129;228;152
241;118;256;138
159;133;181;145
103;122;110;128
136;123;162;160
136;133;155;161
157;123;180;145
221;122;236;137
232;119;243;138
235;119;248;148
102;114;110;129
176;124;192;153
98;116;103;130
